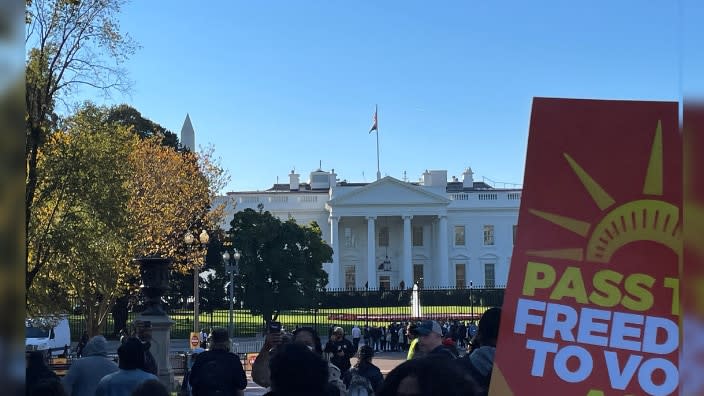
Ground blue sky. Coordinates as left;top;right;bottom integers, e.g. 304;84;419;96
104;0;685;193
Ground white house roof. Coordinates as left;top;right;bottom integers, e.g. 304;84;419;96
328;176;450;207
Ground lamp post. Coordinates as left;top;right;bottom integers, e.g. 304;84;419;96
185;229;209;333
222;250;240;338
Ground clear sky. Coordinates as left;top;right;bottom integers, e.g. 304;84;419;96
104;0;685;193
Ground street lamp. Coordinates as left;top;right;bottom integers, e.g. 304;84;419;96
185;229;209;333
223;249;241;338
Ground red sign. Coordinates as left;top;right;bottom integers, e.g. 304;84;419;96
491;98;681;396
190;332;200;349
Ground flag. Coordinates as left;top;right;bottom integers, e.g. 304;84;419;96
369;105;378;133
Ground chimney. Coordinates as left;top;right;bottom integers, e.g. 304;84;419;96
329;168;337;187
429;170;448;188
422;170;431;185
289;170;300;191
462;167;474;188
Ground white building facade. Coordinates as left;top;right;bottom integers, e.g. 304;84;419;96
218;168;521;289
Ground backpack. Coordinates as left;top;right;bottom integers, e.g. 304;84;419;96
346;368;374;396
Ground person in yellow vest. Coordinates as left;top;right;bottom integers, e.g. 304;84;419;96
405;323;424;360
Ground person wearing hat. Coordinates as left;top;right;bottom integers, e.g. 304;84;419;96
188;328;247;396
416;320;456;359
457;307;502;396
324;326;355;376
344;345;384;394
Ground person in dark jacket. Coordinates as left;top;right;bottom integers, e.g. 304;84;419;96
26;351;61;394
189;328;247;396
263;343;330;396
457;307;501;396
343;345;383;394
324;326;355;376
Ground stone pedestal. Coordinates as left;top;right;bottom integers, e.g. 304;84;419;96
133;256;175;390
135;313;175;388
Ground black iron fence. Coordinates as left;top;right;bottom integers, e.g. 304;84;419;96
66;286;505;341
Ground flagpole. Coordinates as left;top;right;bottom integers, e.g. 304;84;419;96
375;104;381;181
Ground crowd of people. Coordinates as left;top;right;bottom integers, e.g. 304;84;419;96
253;307;501;396
25;307;501;396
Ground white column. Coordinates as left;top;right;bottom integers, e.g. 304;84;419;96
402;215;413;288
438;215;449;287
366;216;377;289
329;216;339;288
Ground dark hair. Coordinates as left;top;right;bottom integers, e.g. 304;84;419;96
478;307;502;345
378;356;478;396
269;343;329;395
357;345;374;364
131;379;169;396
29;378;66;396
292;326;323;355
118;337;145;370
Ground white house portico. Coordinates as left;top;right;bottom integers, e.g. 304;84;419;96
326;176;452;289
217;167;520;289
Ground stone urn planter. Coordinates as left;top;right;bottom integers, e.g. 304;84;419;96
134;256;172;316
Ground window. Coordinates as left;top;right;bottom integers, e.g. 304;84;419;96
379;275;391;291
344;227;355;248
484;263;495;288
413;226;423;246
513;225;518;244
454;226;465;246
413;264;424;288
483;225;495;246
378;227;389;247
455;263;466;289
344;265;356;289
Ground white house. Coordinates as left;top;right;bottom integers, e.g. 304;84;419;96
216;167;520;289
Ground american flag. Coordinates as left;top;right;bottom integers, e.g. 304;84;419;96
369;105;378;133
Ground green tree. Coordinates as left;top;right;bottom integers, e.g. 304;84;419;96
106;104;180;150
27;104;138;336
25;0;137;293
227;206;332;327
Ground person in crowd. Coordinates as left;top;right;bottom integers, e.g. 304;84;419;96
179;347;204;396
29;378;68;396
136;323;158;376
405;323;422;360
95;337;158;396
62;335;119;396
343;345;383;395
324;326;355;376
263;343;330;396
457;307;501;396
377;355;478;396
442;337;460;358
363;325;371;348
131;379;169;396
351;324;362;352
119;329;129;345
188;328;247;396
76;332;89;357
370;326;381;352
390;324;399;352
26;351;61;394
415;320;456;359
253;326;346;395
379;326;387;352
